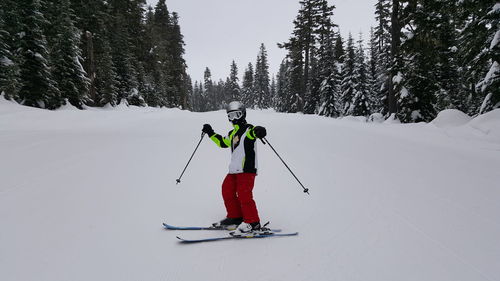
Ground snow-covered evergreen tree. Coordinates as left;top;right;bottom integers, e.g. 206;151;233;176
398;0;438;122
190;80;204;112
95;39;119;106
317;14;340;117
254;43;271;109
434;2;463;113
168;12;188;108
18;0;60;109
368;28;381;113
0;13;19;100
478;3;500;112
225;60;240;102
349;35;371;117
203;67;215;111
49;0;89;108
275;59;291;112
270;76;277;107
458;0;499;114
373;0;392;114
339;34;357;116
303;49;320;114
109;0;138;105
241;63;254;107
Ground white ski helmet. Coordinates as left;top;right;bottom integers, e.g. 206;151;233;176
226;101;246;122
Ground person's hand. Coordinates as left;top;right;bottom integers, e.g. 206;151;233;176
202;124;214;135
253;126;266;139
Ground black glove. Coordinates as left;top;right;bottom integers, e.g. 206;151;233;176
202;124;214;135
253;126;266;139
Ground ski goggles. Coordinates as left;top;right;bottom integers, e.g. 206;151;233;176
227;110;243;121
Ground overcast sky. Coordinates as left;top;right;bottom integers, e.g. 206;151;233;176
145;0;377;82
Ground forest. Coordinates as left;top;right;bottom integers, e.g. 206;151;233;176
0;0;499;122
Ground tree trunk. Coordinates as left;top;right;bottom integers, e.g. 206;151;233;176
85;31;97;106
388;0;401;115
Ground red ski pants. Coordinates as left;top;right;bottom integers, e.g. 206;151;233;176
221;173;260;224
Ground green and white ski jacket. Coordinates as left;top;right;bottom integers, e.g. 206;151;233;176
209;123;259;174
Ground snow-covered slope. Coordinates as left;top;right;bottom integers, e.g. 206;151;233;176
1;98;499;281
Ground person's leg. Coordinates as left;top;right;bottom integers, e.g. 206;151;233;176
235;173;260;224
221;174;243;219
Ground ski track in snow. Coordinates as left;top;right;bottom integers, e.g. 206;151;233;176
1;100;499;281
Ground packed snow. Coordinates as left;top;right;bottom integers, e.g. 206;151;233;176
431;109;472;128
1;96;500;281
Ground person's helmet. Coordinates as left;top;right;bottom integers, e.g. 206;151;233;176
226;101;246;122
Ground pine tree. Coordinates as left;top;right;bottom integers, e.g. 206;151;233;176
270;76;277;107
304;1;335;115
142;5;161;107
242;63;254;107
287;41;305;112
368;28;381;113
254;43;271;109
279;1;310;112
373;0;392;114
458;0;499;114
49;0;89;108
108;0;138;105
151;0;172;107
316;4;339;117
203;67;215;111
126;0;147;107
226;60;240;102
275;59;291;112
398;0;438;122
214;79;226;108
18;0;60;109
434;1;463;112
70;0;113;107
317;31;341;117
334;33;345;63
168;12;188;108
184;74;193;110
191;80;205;112
478;2;500;112
303;48;320;114
339;34;357;116
95;39;119;106
0;10;20;100
279;0;337;113
350;35;371;117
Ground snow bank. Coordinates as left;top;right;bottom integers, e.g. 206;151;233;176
56;100;80;111
0;93;41;114
368;113;385;123
384;113;401;124
467;108;500;139
431;109;472;128
341;115;367;122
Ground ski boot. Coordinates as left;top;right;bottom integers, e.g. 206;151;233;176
212;217;243;230
231;222;273;237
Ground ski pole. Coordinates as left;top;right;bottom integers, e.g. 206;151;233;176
261;137;310;195
176;132;206;184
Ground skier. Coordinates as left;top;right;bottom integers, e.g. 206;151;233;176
202;101;267;236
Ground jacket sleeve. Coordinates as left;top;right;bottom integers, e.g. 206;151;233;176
246;125;257;141
209;130;232;148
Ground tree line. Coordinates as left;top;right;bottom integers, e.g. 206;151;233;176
189;43;274;112
0;0;189;109
187;0;499;122
274;0;499;122
1;0;498;123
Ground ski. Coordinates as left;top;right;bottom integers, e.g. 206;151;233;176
163;223;281;232
176;232;299;244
